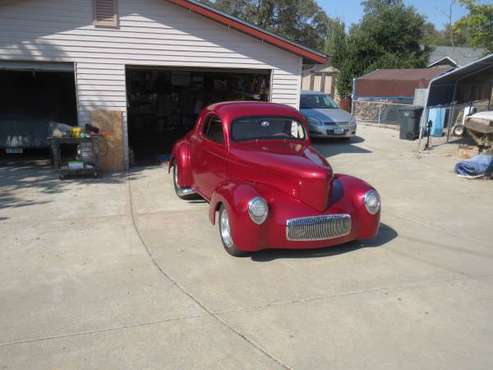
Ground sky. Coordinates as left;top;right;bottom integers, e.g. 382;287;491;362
318;0;490;30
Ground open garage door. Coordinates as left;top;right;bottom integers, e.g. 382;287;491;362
126;66;271;165
0;61;77;163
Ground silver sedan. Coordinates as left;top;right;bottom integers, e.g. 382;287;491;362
300;91;357;139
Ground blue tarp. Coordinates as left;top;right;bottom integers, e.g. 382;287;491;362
455;154;493;178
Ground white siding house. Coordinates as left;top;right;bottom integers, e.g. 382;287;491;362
0;0;326;167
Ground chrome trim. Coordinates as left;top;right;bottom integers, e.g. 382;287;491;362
286;214;351;241
173;165;197;197
176;187;196;197
364;190;381;215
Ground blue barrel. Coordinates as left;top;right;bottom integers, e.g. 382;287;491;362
428;107;447;137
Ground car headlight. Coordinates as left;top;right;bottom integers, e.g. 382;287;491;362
248;197;269;224
364;190;381;215
350;116;357;125
308;117;324;126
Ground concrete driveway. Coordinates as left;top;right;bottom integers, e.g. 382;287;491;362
1;125;492;369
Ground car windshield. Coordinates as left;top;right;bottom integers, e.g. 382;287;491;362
231;116;306;142
300;94;338;109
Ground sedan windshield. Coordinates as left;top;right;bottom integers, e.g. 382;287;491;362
231;116;306;142
300;94;338;109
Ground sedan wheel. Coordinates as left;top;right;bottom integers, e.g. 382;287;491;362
218;205;247;257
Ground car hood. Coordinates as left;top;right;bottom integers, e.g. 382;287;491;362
230;141;333;211
301;108;353;123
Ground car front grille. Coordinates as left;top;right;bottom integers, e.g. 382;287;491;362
286;214;351;241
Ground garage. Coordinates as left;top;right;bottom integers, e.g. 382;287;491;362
1;0;328;170
0;61;77;162
126;66;271;164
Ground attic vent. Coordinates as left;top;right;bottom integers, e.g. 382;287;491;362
93;0;118;28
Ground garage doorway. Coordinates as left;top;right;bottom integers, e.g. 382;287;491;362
126;66;271;165
0;62;77;164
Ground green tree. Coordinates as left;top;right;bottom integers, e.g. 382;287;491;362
323;20;353;99
324;18;346;57
202;0;333;51
362;0;402;15
423;23;469;47
333;0;432;98
454;0;493;52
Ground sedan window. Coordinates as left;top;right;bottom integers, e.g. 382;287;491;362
231;116;306;142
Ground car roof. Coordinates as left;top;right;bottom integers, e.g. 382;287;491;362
207;101;304;122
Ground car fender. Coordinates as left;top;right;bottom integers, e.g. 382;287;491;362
169;139;193;188
334;174;380;239
209;182;270;252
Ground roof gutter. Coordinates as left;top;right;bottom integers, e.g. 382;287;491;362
427;56;458;68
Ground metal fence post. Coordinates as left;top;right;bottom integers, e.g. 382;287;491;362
446;101;456;143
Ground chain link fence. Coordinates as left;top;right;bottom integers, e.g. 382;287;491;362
353;100;416;125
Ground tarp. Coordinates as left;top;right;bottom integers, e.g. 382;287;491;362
455;154;493;178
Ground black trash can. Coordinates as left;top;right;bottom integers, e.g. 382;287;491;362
399;106;423;140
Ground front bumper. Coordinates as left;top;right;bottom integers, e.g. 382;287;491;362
309;123;357;138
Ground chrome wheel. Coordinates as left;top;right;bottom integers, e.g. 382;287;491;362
218;205;247;257
220;207;233;249
173;165;179;189
172;164;198;200
453;125;465;137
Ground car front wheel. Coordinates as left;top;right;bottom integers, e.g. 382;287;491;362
218;205;247;257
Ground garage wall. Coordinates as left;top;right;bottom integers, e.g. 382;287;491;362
0;0;302;118
0;0;304;167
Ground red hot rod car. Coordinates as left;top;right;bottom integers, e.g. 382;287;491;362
170;102;380;256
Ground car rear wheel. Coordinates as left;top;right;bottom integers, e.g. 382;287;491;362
218;205;247;257
172;165;199;200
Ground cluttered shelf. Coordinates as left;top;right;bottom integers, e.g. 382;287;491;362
49;125;107;179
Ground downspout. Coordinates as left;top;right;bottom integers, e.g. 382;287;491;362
73;62;81;126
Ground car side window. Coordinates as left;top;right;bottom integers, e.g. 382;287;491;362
202;115;225;144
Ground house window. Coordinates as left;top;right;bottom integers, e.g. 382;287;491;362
93;0;119;28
